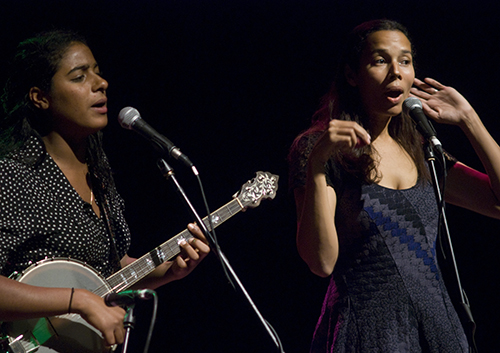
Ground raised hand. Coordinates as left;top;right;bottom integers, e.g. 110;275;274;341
410;77;477;127
310;120;371;164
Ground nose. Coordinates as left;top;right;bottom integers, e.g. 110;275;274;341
388;60;402;80
92;73;108;92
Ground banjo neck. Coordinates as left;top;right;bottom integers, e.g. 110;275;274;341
101;197;243;295
99;171;279;296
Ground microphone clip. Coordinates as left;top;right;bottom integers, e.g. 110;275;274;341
104;289;156;307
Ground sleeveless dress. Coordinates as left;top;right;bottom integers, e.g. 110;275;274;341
289;133;469;353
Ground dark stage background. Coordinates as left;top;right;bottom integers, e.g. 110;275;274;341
1;1;500;352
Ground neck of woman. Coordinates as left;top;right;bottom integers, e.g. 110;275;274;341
367;115;392;142
42;132;88;173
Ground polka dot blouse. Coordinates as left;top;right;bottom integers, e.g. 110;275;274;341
0;136;131;278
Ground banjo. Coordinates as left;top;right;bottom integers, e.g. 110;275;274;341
1;171;278;353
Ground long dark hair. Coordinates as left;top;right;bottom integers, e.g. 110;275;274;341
292;19;428;184
0;29;116;194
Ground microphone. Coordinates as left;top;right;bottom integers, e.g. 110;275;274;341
403;97;443;153
118;107;194;169
104;289;155;307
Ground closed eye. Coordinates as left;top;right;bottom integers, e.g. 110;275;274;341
71;75;85;82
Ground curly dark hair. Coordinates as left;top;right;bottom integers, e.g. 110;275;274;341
0;29;116;195
291;19;428;184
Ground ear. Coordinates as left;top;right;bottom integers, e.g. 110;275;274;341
344;65;357;87
29;87;50;110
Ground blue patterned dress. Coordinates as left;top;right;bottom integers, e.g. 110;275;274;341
289;133;469;353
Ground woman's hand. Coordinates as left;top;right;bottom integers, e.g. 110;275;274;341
122;223;210;290
162;223;210;282
310;119;371;165
410;77;477;128
80;222;210;345
71;289;126;347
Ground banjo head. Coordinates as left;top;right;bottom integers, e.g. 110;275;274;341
15;257;109;292
4;258;113;353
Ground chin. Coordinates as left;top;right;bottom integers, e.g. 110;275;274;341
93;117;108;131
388;105;403;117
85;124;107;136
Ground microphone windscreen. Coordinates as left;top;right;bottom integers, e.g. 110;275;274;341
118;106;141;129
402;97;422;114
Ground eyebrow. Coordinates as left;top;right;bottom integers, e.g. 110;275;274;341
66;62;99;76
370;48;412;55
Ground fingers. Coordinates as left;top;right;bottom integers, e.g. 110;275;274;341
98;306;126;346
102;327;122;348
174;223;211;269
114;323;125;346
166;224;212;280
423;77;446;90
189;236;210;255
179;239;200;261
328;120;371;148
308;120;370;165
98;306;126;347
411;80;434;98
412;77;446;98
187;223;205;241
74;290;126;347
186;223;210;253
178;237;210;263
175;253;189;269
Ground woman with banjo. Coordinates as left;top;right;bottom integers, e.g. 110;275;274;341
0;30;210;351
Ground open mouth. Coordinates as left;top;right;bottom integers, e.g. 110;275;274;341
385;87;403;98
384;87;404;103
92;99;107;108
386;90;402;98
91;99;108;113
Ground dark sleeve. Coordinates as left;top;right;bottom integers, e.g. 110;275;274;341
288;132;320;191
288;131;344;194
0;159;35;276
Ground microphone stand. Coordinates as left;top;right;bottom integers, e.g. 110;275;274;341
424;144;477;353
121;305;136;353
157;159;283;352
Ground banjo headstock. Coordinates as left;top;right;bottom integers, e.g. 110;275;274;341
234;171;279;209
